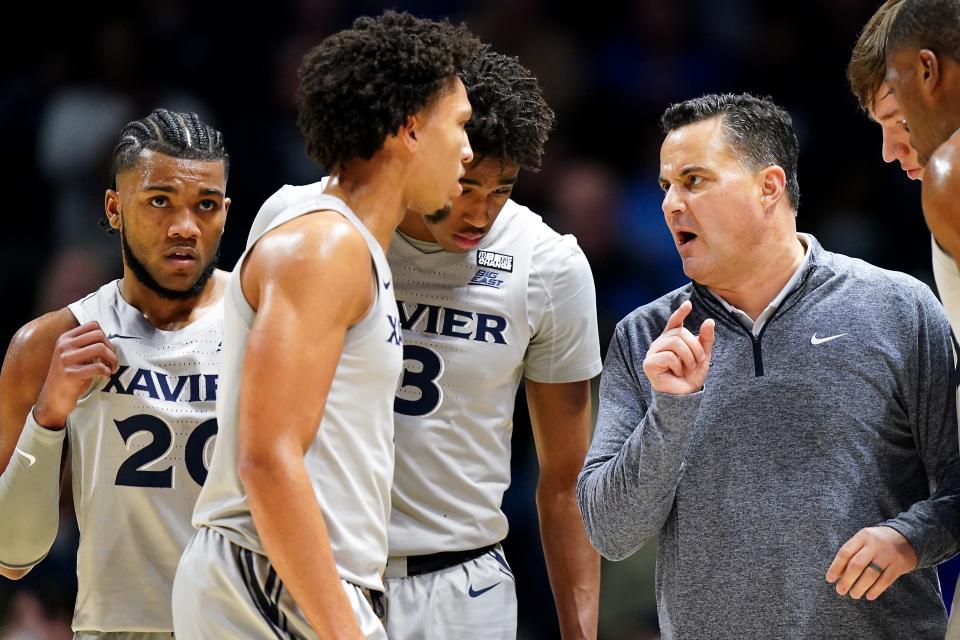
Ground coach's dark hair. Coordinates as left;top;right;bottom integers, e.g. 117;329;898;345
661;93;801;211
296;10;480;171
103;109;228;232
887;0;960;61
459;46;555;171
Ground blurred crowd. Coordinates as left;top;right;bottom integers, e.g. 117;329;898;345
0;1;941;638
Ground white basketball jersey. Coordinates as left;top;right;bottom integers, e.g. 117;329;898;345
932;235;960;334
388;199;602;556
66;281;222;633
193;184;402;592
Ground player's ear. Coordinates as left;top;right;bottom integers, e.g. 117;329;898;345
759;165;787;211
104;189;122;230
397;114;420;153
919;49;940;96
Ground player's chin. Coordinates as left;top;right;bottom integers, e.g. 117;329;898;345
159;267;204;290
161;268;202;286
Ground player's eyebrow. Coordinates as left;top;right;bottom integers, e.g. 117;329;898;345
461;177;518;186
873;88;898;120
143;185;225;197
143;184;178;193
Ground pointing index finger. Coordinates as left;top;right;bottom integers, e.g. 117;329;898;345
665;300;693;333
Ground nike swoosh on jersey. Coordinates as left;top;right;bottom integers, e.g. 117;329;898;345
810;333;847;345
107;333;141;340
467;582;501;598
14;448;36;467
383;280;392;290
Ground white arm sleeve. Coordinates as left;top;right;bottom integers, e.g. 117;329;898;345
0;408;65;569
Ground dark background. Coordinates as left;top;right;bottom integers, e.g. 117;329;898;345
0;1;949;638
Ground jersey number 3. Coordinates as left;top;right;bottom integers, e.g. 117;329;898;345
395;345;444;417
114;415;217;488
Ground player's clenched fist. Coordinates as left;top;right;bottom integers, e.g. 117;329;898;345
34;321;119;428
642;300;715;396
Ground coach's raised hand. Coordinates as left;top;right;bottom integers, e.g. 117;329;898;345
642;300;715;396
34;321;118;429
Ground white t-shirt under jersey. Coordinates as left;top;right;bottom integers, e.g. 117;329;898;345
388;198;602;556
192;183;402;592
67;281;222;633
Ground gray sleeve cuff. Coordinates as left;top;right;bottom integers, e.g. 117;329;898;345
878;518;943;570
649;389;703;427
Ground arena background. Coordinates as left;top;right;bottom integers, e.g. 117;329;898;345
0;1;952;638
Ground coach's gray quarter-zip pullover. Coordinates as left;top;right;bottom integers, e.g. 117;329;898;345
578;235;960;639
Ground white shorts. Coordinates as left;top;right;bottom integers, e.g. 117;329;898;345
384;545;517;640
172;526;386;639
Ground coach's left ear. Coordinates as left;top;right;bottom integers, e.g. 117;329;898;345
758;165;787;212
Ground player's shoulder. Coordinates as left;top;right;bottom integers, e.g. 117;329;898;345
500;199;588;271
258;181;327;214
260;208;368;262
249;210;373;304
247;181;331;248
4;308;80;367
924;134;960;204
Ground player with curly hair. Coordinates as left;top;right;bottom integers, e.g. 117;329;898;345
171;11;478;640
385;45;602;639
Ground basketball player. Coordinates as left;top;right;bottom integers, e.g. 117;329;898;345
848;0;960;331
885;0;960;281
171;12;478;640
384;47;601;639
0;108;230;638
848;0;960;609
866;0;960;633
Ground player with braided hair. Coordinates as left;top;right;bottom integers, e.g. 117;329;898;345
385;45;601;639
0;108;230;638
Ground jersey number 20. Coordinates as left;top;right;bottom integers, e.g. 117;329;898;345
114;415;218;488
